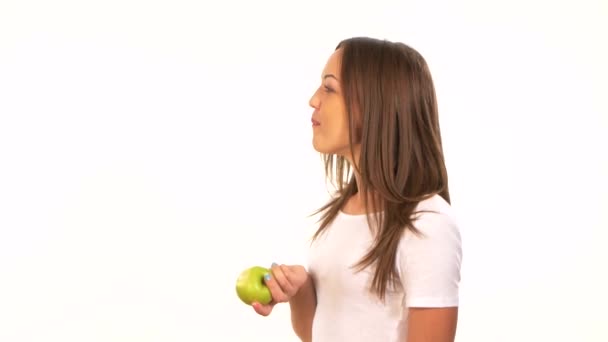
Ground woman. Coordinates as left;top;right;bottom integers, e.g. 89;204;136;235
252;37;462;342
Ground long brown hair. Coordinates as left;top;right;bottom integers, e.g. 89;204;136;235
311;37;450;301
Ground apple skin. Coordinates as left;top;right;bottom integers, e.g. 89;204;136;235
235;266;272;305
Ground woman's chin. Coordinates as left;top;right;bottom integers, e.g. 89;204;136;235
312;143;326;154
312;144;331;155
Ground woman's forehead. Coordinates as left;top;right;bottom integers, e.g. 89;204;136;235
322;49;342;76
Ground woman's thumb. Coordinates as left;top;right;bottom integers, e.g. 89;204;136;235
252;302;274;316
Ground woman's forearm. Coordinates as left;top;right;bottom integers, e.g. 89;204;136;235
288;276;316;342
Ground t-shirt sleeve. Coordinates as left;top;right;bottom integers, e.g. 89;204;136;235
396;210;462;308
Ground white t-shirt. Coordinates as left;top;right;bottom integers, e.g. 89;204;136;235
307;194;462;342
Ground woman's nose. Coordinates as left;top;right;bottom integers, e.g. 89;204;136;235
309;88;320;109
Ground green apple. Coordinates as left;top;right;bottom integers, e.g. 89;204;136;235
235;266;272;305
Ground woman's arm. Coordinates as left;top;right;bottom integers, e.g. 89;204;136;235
406;307;458;342
288;274;317;342
397;210;462;341
252;264;316;341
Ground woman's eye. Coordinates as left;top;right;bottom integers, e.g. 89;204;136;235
323;85;333;93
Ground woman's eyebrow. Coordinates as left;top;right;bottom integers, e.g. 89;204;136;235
323;74;340;82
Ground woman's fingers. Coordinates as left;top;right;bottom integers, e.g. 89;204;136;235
278;264;300;296
250;263;310;318
283;265;308;289
264;263;293;302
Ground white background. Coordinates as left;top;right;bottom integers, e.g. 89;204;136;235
1;0;606;341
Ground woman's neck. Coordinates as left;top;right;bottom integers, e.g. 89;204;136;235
343;182;383;215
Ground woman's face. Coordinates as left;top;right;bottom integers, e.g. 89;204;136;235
309;48;356;159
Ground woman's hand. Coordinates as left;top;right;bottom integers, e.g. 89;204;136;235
252;263;309;316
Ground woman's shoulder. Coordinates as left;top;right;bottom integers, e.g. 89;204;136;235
396;194;463;306
414;193;453;215
403;194;461;242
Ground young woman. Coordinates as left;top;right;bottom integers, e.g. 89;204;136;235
252;37;462;342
